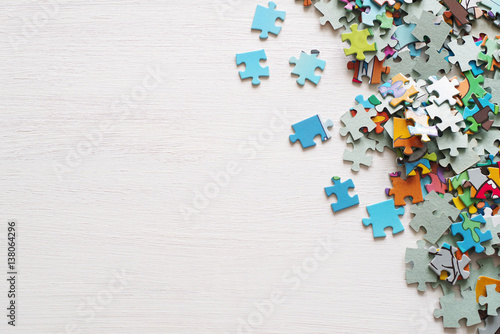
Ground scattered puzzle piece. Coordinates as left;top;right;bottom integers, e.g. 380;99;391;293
362;198;405;237
429;242;471;284
343;135;377;171
236;50;269;85
324;176;360;212
290;50;326;85
480;284;500;316
451;212;493;253
342;23;377;61
290;115;333;148
340;104;377;140
405;240;438;291
434;290;481;328
251;2;286;39
387;171;424;206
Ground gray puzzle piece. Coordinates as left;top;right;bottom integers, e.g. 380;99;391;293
405;240;437;291
339;104;377;140
429;243;470;285
343;135;376;171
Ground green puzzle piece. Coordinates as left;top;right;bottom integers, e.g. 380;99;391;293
342;23;377;61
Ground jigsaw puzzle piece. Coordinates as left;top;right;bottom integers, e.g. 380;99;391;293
405;240;438;291
236;50;270;85
429;242;471;284
324;176;360;212
340;104;377;140
251;2;286;39
451;213;493;253
315;0;356;30
341;23;377;61
362;198;405;237
479;284;500;316
347;57;390;84
393;117;424;155
290;50;326;85
387;171;423;206
343;135;377;171
290;114;333;148
476;276;500;303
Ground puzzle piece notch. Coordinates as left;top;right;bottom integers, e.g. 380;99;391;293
251;2;286;39
236;49;270;85
324;177;360;212
362;198;405;238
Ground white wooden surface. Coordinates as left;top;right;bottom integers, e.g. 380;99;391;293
0;1;481;333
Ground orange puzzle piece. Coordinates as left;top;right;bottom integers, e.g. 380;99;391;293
476;276;500;302
393;117;424;155
387;171;424;206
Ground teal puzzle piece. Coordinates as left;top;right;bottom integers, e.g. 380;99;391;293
236;49;269;85
363;198;405;238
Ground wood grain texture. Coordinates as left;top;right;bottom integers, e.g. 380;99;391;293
0;1;477;333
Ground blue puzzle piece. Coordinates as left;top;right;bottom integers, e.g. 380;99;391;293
236;49;269;85
463;93;497;119
251;1;286;39
469;60;484;76
408;43;422;57
361;0;388;26
362;198;405;238
394;24;418;50
289;114;333;148
289;50;326;86
355;95;375;108
405;159;431;176
325;177;360;212
451;213;492;253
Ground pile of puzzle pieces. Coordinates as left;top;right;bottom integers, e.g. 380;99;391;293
300;1;500;330
237;0;500;332
338;69;500;330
